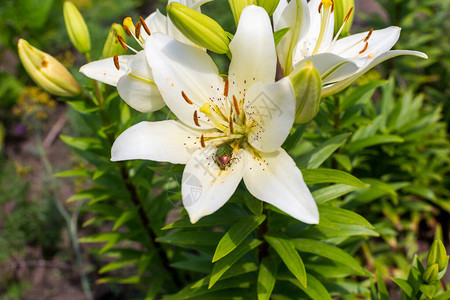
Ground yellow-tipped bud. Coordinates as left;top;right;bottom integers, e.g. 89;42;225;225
288;62;322;124
257;0;281;16
102;23;127;58
63;1;91;55
334;0;354;37
18;39;81;97
167;2;230;54
228;0;256;25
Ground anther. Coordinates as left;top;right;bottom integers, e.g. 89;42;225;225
331;0;334;13
224;78;229;97
140;17;151;36
123;25;132;38
200;135;206;148
359;42;369;54
364;29;373;42
229;116;234;134
344;7;354;23
318;2;323;13
113;54;120;70
117;35;128;51
193;111;200;127
233;95;240;115
181;91;193;105
135;21;141;39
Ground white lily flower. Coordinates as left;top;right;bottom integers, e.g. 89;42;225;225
274;0;428;97
111;6;319;224
79;0;208;112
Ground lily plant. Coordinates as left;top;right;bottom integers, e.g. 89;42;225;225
111;5;319;224
79;0;207;113
274;0;428;97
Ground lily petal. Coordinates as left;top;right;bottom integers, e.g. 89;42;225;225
322;49;428;97
111;120;205;164
182;146;246;223
79;55;132;86
146;33;225;129
142;9;168;40
243;148;319;224
228;5;277;98
329;26;401;59
245;77;295;153
273;0;288;26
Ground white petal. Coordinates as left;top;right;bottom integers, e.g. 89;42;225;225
228;5;277;98
182;146;245;223
322;50;428;97
329;27;401;59
243;148;319;224
304;0;334;53
142;10;168;40
145;33;225;128
273;0;288;26
117;75;165;112
294;53;364;84
111;120;206;164
245;77;295;153
79;55;132;86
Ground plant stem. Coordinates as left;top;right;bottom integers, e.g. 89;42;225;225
120;166;183;289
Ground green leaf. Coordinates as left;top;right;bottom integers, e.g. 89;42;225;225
97;275;140;284
342;80;387;110
346;135;403;153
391;277;413;298
274;27;290;46
54;169;93;178
302;168;368;187
279;273;331;300
318;205;374;229
333;154;352;171
156;231;222;248
298;133;349;169
191;262;258;289
66;188;110;203
59;135;103;151
244;193;263;217
213;215;266;262
292;239;365;275
312;184;362;204
209;239;261;288
264;236;306;288
113;207;139;231
257;257;278;300
376;270;390;300
99;258;139;274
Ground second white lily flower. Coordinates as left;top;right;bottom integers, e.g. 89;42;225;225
111;6;319;224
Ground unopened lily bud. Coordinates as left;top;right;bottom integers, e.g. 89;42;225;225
102;23;127;58
423;263;439;284
288;61;322;124
257;0;281;16
228;0;256;25
18;39;81;97
167;2;230;54
334;0;354;37
63;1;91;55
427;240;449;272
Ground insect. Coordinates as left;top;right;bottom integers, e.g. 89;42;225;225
215;144;233;170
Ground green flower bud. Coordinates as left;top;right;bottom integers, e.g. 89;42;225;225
228;0;256;25
63;1;91;55
334;0;354;37
102;23;127;59
423;263;439;284
288;61;322;124
167;2;230;54
427;240;449;272
18;39;81;97
257;0;281;16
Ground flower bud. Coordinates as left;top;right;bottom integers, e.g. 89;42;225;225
228;0;256;25
102;23;127;58
63;1;91;55
18;39;81;97
257;0;281;16
334;0;354;37
288;61;322;124
167;2;230;54
427;240;449;273
423;263;439;284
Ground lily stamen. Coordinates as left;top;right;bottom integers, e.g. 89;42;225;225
135;21;141;40
113;54;120;70
364;29;374;42
140;16;151;36
359;42;369;54
200;134;206;147
330;7;354;45
224;78;229;97
117;35;139;53
193;110;201;127
181;91;193;104
233;95;240;115
229;116;234;134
